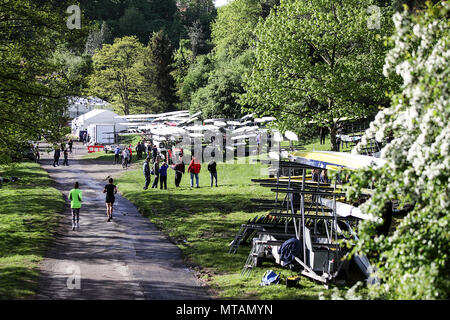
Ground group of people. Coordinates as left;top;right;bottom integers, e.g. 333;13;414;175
113;142;160;169
142;150;218;190
66;140;220;231
81;132;90;145
312;169;329;183
53;140;73;167
68;177;118;230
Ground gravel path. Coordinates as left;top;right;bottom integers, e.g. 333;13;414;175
35;142;209;300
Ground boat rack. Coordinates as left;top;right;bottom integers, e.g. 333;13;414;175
232;158;366;285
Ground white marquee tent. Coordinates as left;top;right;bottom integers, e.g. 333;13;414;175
71;109;128;143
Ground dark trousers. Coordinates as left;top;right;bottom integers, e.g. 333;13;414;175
160;175;167;189
320;134;326;145
63;157;69;166
152;175;159;188
53;157;59;166
144;174;150;189
72;208;80;223
114;154;120;164
175;172;182;187
210;172;217;187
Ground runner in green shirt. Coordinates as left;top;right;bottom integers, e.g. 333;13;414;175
69;182;82;231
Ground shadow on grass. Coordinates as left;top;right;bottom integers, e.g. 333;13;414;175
0;265;38;299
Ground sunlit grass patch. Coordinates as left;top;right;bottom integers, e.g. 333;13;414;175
0;162;64;299
116;161;352;299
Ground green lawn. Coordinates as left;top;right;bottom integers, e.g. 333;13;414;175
116;161;352;299
0;162;64;299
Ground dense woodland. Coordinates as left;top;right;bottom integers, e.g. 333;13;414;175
0;0;448;299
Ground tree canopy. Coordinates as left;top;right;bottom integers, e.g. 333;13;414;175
88;36;146;115
346;1;449;299
240;0;397;150
0;0;86;163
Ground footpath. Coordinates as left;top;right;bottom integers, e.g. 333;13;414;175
36;142;209;300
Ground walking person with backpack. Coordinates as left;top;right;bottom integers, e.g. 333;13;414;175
207;157;218;187
103;178;117;222
68;182;82;231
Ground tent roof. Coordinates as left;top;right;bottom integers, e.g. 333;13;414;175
74;109;126;124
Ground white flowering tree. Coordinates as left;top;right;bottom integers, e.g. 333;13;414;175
347;2;449;299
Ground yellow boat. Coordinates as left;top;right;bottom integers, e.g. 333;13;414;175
288;151;385;171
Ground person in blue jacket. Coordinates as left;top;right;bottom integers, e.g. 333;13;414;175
159;160;168;190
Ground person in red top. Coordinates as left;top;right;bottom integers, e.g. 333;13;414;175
128;145;133;164
188;156;201;188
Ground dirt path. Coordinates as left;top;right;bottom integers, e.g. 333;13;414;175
35;142;209;300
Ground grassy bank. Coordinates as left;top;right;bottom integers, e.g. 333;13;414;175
116;161;348;299
0;162;64;299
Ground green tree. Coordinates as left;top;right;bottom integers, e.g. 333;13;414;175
88;36;146;115
142;31;179;112
85;21;113;56
0;0;87;164
79;0;181;46
241;0;396;150
346;1;449;299
190;50;254;118
178;54;216;107
178;0;217;54
211;0;264;58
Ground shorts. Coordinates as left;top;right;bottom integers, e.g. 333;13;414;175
106;196;115;204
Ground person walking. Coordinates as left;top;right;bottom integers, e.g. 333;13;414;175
68;182;82;231
136;142;141;160
103;178;117;222
127;144;133;164
188;156;201;188
143;157;151;190
207;159;218;187
82;132;87;145
53;146;60;167
151;145;158;163
122;148;129;169
62;148;69;166
159;160;168;190
319;127;327;145
68;139;73;153
172;157;185;187
34;143;40;163
114;145;121;164
151;157;160;188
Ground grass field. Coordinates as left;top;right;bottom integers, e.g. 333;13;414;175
115;160;353;299
0;162;64;299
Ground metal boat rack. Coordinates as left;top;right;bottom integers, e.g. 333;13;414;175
231;159;364;284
